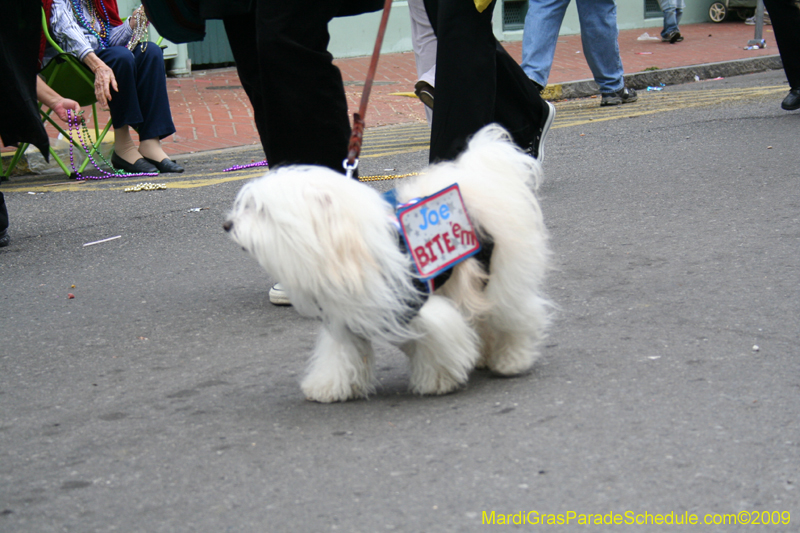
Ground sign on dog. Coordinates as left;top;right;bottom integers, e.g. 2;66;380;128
396;184;482;280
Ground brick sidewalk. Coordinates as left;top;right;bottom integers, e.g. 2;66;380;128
6;20;780;159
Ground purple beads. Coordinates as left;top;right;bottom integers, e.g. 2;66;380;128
223;160;268;172
67;110;159;180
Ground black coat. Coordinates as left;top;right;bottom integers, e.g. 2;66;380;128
197;0;384;19
143;0;384;43
0;0;49;156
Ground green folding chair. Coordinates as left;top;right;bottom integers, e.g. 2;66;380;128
2;7;113;179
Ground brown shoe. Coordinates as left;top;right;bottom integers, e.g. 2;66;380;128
414;81;434;109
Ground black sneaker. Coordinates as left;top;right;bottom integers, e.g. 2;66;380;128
525;101;556;162
781;88;800;111
600;87;638;106
0;229;9;248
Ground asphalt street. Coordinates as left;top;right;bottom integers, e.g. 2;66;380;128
1;70;798;532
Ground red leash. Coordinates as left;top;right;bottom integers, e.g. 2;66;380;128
344;0;394;178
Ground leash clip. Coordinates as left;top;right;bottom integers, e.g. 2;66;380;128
343;157;359;180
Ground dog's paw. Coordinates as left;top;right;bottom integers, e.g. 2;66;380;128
301;375;371;403
484;333;539;376
486;351;535;376
409;370;465;396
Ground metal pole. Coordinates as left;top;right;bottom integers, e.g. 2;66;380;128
747;0;766;48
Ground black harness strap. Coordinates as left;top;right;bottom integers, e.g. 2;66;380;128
395;231;494;324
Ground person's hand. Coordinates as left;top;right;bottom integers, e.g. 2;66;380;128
93;63;117;107
51;98;81;122
129;5;150;29
35;77;82;122
83;53;117;107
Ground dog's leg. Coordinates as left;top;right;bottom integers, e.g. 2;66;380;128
400;295;480;395
485;329;537;376
301;325;376;402
484;295;548;376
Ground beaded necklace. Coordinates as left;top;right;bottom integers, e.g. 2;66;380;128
71;0;111;48
127;8;149;52
223;160;269;172
67;110;159;180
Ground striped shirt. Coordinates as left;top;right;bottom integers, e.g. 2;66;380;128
48;0;133;62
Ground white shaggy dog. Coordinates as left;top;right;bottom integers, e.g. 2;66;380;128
224;124;551;402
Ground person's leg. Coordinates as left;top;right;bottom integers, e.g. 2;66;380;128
409;0;437;86
112;44;178;167
129;43;176;143
423;0;497;161
0;192;9;247
575;0;625;94
494;43;552;159
99;45;177;170
224;13;271;156
97;47;147;166
97;47;143;130
762;0;800;90
675;0;684;28
658;0;679;40
409;0;437;122
521;0;571;88
254;0;351;172
112;125;141;164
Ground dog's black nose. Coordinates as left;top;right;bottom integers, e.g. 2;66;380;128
223;220;233;232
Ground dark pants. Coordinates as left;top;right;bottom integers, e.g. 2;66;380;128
0;192;7;233
423;0;547;162
98;43;176;140
223;0;353;172
762;0;800;89
223;15;270;154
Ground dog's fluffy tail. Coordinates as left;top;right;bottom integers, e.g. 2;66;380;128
406;124;549;270
459;123;544;191
402;123;552;355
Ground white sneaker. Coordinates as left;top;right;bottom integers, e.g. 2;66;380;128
745;12;771;25
268;283;292;306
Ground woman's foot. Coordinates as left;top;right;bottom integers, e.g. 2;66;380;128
139;138;184;173
111;152;158;173
143;157;184;173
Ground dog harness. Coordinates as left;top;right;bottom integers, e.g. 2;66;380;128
383;187;494;321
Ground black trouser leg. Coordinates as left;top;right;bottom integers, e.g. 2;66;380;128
762;0;800;88
223;14;271;157
423;0;546;162
252;0;352;172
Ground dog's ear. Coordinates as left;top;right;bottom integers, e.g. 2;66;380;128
306;187;341;242
304;185;375;293
310;190;334;209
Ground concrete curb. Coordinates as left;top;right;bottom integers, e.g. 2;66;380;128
544;55;783;100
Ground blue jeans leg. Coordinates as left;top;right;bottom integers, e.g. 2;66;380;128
575;0;624;93
658;0;684;38
521;0;571;87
